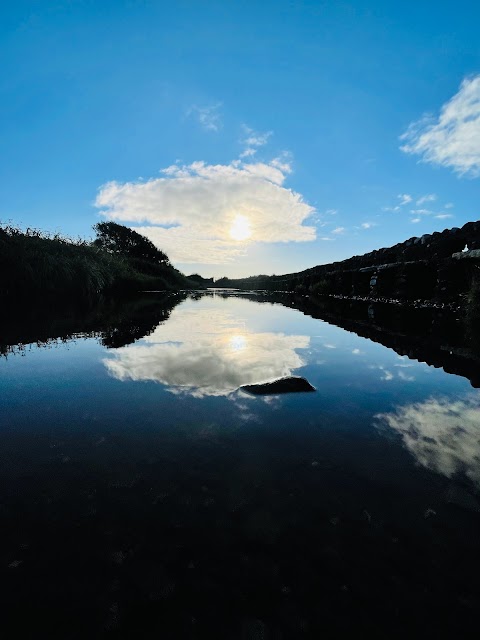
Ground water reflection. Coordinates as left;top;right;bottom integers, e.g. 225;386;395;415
0;293;184;356
3;293;480;636
103;306;310;397
376;394;480;488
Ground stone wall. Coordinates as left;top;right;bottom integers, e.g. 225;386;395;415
217;220;480;302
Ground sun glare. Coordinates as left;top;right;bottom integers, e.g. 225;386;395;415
229;214;252;241
229;334;247;352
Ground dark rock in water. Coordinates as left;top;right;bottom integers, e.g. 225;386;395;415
239;376;315;396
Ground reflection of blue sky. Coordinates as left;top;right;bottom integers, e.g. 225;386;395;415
103;303;310;397
376;394;480;488
368;363;416;382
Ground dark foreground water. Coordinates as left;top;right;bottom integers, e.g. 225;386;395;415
1;292;479;638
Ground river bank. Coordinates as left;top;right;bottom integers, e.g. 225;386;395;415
0;223;194;301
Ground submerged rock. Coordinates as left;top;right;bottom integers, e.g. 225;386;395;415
239;376;315;396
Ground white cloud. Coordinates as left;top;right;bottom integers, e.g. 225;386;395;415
435;213;454;220
325;208;338;215
375;395;480;488
361;222;376;229
397;193;412;205
331;226;345;235
409;208;432;215
411;218;421;223
239;125;273;158
103;306;310;398
187;103;223;132
416;193;437;205
444;202;454;209
400;75;480;177
96;158;316;264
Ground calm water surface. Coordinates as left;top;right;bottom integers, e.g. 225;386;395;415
1;293;479;637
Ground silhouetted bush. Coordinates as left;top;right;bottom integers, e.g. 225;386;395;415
0;223;191;300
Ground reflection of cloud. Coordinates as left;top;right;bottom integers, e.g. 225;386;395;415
375;395;480;487
103;307;309;397
398;370;415;382
370;364;413;382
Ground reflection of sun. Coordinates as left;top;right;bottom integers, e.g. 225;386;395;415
229;214;252;241
229;334;247;352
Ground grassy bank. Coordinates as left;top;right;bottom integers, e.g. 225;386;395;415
0;223;193;300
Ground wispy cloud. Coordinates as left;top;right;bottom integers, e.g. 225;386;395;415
416;193;437;205
96;158;316;264
400;75;480;177
187;103;223;132
409;208;432;216
384;193;457;225
360;222;376;229
397;193;412;205
382;206;400;212
240;125;273;158
331;226;345;235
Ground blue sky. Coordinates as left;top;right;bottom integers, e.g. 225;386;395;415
1;0;479;277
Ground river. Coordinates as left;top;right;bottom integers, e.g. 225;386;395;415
1;291;479;637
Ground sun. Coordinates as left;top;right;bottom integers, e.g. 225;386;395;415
229;334;247;352
229;214;252;241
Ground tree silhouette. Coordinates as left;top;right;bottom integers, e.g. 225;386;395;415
93;222;169;265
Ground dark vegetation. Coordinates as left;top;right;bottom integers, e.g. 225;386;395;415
0;221;195;300
186;273;215;287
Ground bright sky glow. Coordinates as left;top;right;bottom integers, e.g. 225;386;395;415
229;334;247;351
229;215;252;242
1;1;479;277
